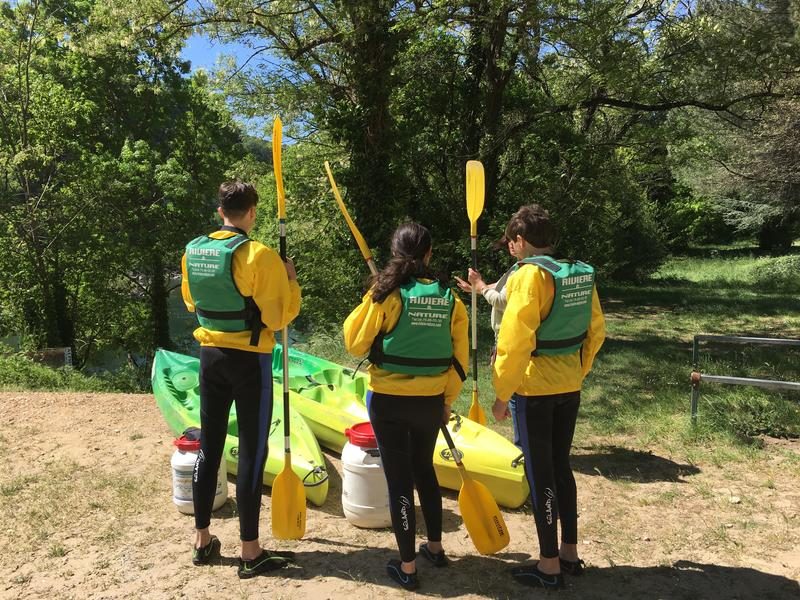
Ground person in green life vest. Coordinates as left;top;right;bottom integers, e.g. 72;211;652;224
181;181;301;578
491;205;605;590
455;208;544;451
343;222;469;591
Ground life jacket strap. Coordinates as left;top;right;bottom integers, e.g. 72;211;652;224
368;335;465;380
531;331;587;356
195;299;264;347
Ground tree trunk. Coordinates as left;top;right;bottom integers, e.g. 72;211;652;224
343;1;403;250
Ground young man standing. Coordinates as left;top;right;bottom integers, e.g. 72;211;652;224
492;204;605;590
181;181;301;578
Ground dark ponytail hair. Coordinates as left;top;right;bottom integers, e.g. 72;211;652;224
370;222;440;303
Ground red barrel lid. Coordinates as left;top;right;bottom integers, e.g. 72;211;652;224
345;422;377;448
174;435;201;452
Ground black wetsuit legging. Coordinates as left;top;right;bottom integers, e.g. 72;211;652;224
193;347;274;542
368;391;444;563
514;391;581;559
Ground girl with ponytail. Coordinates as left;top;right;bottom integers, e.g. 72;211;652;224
343;222;469;591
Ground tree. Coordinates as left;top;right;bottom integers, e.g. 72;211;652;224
0;0;243;364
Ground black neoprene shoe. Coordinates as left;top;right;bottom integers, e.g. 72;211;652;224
387;559;419;591
559;557;585;576
511;563;565;590
192;536;220;566
237;550;292;579
419;543;449;567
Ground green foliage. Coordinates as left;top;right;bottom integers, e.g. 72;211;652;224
704;393;800;440
0;352;139;392
659;186;737;247
185;0;796;289
247;140;370;328
0;0;243;365
748;255;800;293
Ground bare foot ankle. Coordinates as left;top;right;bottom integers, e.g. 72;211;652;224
195;531;211;549
401;560;417;575
240;539;262;561
559;543;579;562
538;556;560;575
426;541;443;554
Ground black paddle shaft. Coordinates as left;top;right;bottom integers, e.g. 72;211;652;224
440;425;464;468
280;221;290;442
470;245;479;380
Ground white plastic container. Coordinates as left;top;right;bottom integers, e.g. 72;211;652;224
171;435;227;515
342;422;391;528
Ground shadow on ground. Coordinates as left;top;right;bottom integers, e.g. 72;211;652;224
204;548;799;599
571;445;700;483
565;561;800;600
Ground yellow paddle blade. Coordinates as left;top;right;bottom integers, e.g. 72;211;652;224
273;117;286;219
466;160;485;237
458;474;510;555
271;453;306;540
324;161;374;265
468;390;487;425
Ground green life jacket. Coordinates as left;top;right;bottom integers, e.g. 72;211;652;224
185;226;263;345
517;256;595;356
369;278;465;379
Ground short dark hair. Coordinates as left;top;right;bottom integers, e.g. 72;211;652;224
218;181;259;218
504;204;557;248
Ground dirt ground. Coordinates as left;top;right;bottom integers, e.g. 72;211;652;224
1;392;798;600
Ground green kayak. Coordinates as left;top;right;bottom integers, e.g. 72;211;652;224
152;348;329;506
272;344;529;509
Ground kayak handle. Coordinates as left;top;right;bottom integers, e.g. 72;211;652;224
302;465;329;487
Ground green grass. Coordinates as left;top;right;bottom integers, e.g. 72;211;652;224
584;250;800;450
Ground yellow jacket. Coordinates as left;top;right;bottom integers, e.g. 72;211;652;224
343;282;469;406
493;260;605;401
181;230;301;353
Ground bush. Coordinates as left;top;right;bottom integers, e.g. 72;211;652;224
704;393;800;439
0;352;142;393
748;255;800;293
660;187;736;248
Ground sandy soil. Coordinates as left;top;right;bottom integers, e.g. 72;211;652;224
1;391;798;599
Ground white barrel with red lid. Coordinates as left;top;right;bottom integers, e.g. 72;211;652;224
171;435;227;514
341;422;391;528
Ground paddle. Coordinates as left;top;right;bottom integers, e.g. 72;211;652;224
465;160;487;425
440;424;510;554
271;117;306;540
324;161;379;276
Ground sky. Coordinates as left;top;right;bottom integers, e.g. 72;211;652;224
180;33;273;137
180;33;253;73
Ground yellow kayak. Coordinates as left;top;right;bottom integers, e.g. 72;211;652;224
152;349;329;506
273;344;529;509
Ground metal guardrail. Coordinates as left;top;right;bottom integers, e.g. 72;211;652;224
690;335;800;424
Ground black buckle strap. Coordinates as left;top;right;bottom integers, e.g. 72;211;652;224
531;331;587;356
379;354;454;368
195;307;251;320
451;358;466;382
196;301;264;347
246;298;263;346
